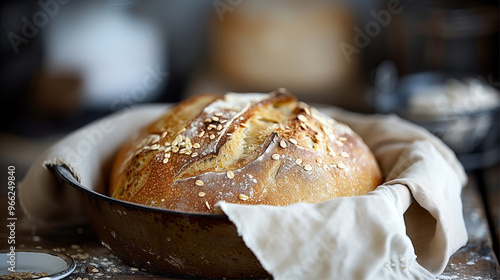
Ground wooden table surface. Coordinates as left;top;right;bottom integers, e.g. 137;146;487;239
1;171;499;280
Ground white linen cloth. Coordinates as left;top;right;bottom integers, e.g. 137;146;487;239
19;104;468;280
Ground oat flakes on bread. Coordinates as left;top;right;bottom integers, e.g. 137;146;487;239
109;89;383;213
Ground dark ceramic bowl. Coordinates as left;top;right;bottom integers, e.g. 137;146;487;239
52;165;269;279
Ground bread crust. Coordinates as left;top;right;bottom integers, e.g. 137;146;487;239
109;90;383;213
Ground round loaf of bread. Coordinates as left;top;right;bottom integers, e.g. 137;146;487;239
109;89;383;213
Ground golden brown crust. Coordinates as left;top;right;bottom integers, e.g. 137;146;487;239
109;89;383;213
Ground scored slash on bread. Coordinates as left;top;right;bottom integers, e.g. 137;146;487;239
109;88;382;213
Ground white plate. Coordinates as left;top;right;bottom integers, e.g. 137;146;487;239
0;248;76;280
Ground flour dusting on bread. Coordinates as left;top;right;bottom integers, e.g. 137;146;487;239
109;89;383;213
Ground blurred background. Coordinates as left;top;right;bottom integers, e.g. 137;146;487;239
0;0;499;238
1;0;498;134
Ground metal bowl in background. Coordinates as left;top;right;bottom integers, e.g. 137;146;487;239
400;107;498;155
368;63;500;170
51;165;270;279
